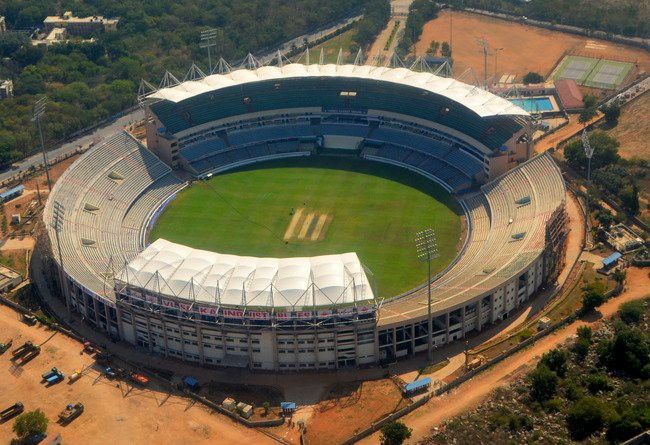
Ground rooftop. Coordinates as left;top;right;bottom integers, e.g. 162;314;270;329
116;239;375;309
149;63;529;119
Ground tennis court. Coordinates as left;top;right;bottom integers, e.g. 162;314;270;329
551;55;633;89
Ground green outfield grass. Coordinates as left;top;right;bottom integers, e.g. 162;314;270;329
150;156;463;297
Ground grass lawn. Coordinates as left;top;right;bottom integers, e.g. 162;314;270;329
150;156;462;298
307;27;358;64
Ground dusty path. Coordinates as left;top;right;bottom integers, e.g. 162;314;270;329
535;113;603;152
360;267;649;444
0;305;275;445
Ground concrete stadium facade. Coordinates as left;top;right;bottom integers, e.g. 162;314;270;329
42;63;568;371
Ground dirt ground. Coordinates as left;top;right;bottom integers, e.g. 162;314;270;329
604;92;650;160
0;305;274;445
359;266;649;444
415;11;650;82
305;379;409;445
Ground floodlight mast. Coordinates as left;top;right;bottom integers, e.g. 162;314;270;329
582;128;594;181
415;228;439;363
200;28;219;73
32;97;52;191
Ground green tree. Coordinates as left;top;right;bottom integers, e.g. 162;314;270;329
581;281;607;312
564;131;620;173
380;421;412;445
619;300;644;324
522;72;544;84
620;184;640;214
440;41;451;58
598;326;649;377
602;103;621;124
12;409;48;439
529;365;557;402
566;397;612;440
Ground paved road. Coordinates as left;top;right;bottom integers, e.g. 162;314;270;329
0;109;144;184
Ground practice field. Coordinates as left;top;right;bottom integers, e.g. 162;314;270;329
415;10;649;82
150;156;463;297
550;55;633;89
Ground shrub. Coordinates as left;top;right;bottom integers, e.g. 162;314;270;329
523;72;544;84
619;300;644;325
380;421;412;445
540;349;567;377
585;373;613;394
566;397;612;440
13;409;48;439
529;365;558;402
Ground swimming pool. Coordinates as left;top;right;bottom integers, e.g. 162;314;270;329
509;97;554;112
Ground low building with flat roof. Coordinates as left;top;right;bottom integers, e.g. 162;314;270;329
43;11;118;36
0;264;22;293
0;80;13;99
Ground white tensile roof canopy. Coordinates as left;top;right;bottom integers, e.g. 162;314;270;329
116;239;375;309
148;63;528;118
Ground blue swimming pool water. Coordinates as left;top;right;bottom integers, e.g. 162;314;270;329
509;97;554;112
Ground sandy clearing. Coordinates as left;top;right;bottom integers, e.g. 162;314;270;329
0;305;275;445
415;10;650;82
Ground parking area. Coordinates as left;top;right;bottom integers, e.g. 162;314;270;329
0;305;274;444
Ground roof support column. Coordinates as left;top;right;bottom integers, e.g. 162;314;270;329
445;312;450;345
160;316;170;358
461;305;467;338
196;321;205;366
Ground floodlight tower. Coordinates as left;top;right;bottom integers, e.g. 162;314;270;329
415;228;439;363
200;28;219;73
32;96;51;191
582;128;594;181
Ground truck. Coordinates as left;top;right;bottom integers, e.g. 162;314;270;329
22;314;37;325
45;369;64;385
15;346;40;365
95;352;113;366
129;372;149;386
0;338;12;354
103;367;118;380
0;402;24;421
58;403;84;424
42;367;60;381
11;341;34;358
82;341;96;355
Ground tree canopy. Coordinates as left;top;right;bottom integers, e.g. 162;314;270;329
0;0;371;167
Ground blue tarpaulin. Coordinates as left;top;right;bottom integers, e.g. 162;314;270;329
182;376;199;388
280;402;296;411
602;252;621;268
404;377;432;393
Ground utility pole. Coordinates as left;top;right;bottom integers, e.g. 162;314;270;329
475;37;491;88
494;47;503;80
32;97;51;191
582;128;594;182
51;200;71;317
200;28;218;73
415;228;439;364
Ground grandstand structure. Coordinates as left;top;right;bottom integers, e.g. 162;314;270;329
42;61;567;371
